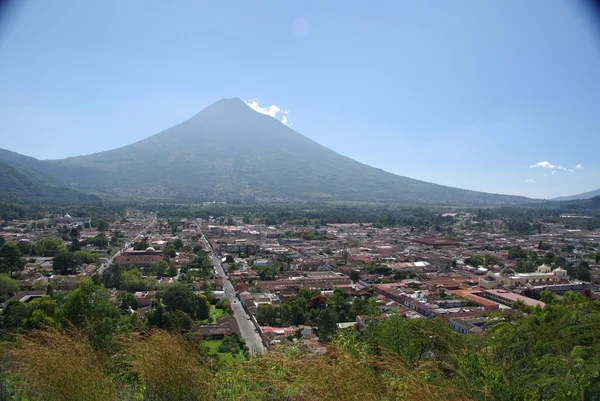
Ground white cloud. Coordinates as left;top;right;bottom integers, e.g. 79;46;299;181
551;170;556;176
529;161;571;172
245;99;291;126
525;179;535;184
575;163;584;170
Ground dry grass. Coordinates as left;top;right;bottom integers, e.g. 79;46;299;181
8;328;117;401
7;329;469;401
121;331;215;400
216;345;469;401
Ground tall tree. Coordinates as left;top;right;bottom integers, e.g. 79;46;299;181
96;219;109;232
53;250;78;275
0;241;25;277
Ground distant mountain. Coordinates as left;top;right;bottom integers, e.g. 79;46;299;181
2;98;533;205
0;159;100;204
554;188;600;201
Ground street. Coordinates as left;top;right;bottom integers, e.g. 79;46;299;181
198;224;265;353
95;213;157;276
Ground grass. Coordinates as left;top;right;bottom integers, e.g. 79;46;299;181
198;306;227;324
203;339;245;365
5;329;470;401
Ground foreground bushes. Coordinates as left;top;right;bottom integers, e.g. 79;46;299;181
3;328;466;401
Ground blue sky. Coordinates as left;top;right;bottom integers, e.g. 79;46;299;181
0;0;599;199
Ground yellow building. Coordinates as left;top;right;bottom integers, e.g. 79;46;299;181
479;264;568;289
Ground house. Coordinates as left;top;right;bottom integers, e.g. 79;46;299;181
197;316;240;340
450;317;488;334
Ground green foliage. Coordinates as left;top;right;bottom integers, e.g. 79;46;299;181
35;238;64;257
84;234;109;248
59;279;120;349
0;241;25;276
0;274;18;302
52;250;79;275
218;333;245;355
158;284;210;321
508;246;528;259
121;269;156;292
256;265;279;280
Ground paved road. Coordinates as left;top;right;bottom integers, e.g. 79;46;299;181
198;224;265;353
96;214;157;276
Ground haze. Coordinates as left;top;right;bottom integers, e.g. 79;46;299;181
0;0;599;199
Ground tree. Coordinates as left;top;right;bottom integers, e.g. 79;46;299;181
22;296;58;330
117;292;139;313
69;227;80;240
35;238;64;257
0;299;28;331
150;260;169;277
160;284;210;320
133;238;149;250
316;305;338;342
0;241;25;276
594;252;600;265
97;219;109;232
0;274;18;302
53;250;79;275
508;247;528;260
102;262;123;289
218;333;245;354
256;304;281;326
59;279;120;348
168;265;178;277
350;270;361;283
163;243;177;258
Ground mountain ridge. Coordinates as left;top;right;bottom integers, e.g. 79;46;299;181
2;98;535;205
0;159;100;203
554;188;600;201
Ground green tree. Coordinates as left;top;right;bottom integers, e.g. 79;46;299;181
150;260;169;277
0;299;28;331
117;292;139;313
22;296;58;330
69;227;80;240
163;243;177;258
97;218;109;232
160;284;210;320
35;238;64;257
316;305;338;342
0;241;25;276
59;279;120;349
53;250;79;275
102;262;123;289
0;274;18;302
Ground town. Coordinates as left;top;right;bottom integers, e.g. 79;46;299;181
2;205;599;360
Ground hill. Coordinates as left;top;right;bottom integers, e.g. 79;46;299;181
554;188;600;201
0;159;100;204
28;97;531;205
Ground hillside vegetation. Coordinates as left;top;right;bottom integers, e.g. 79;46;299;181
0;160;100;204
1;279;600;400
2;99;533;205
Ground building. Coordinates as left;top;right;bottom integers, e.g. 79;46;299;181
450;317;487;334
479;264;568;288
116;247;164;268
482;289;545;308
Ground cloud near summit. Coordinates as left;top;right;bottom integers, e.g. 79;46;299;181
245;99;291;126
